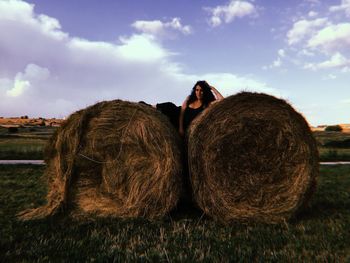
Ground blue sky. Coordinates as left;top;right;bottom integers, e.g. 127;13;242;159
0;0;349;125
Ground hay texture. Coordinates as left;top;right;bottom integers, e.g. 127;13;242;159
188;92;318;223
19;100;182;220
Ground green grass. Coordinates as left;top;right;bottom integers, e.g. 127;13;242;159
313;131;350;145
0;126;55;160
1;129;350;161
0;137;46;159
1;164;349;261
319;148;350;161
314;131;350;161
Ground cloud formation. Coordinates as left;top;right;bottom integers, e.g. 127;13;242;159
287;18;328;45
205;0;257;27
131;18;192;38
307;23;350;53
308;11;318;17
6;64;50;97
0;0;273;118
285;12;350;72
304;0;321;5
263;49;286;70
304;52;350;70
330;0;350;16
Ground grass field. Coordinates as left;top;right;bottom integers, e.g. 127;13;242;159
0;164;349;261
313;131;350;161
0;137;46;160
0;126;54;160
1;127;350;161
313;131;350;145
319;148;350;161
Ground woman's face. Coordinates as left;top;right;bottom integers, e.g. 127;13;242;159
195;85;203;100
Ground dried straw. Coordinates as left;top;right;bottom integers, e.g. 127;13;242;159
19;100;183;220
187;92;319;223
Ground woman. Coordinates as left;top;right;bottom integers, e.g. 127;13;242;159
179;81;223;136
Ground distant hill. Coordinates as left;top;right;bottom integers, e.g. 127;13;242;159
311;124;350;133
340;124;350;132
0;117;64;127
1;116;348;132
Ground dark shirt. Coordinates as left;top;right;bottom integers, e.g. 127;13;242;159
183;105;204;131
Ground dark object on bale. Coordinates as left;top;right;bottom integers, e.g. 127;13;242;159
187;92;319;224
156;102;181;130
138;101;181;129
19;100;182;220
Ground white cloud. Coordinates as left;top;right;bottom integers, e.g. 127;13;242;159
263;49;286;70
287;18;328;45
205;0;257;27
0;0;181;117
298;49;315;57
322;74;337;80
118;34;171;61
273;57;282;67
6;64;49;97
308;11;318;17
0;0;273;118
7;79;30;97
131;18;192;38
278;49;286;57
330;0;350;16
285;11;350;73
341;66;350;73
263;58;282;70
304;52;350;70
23;63;50;80
0;0;34;21
305;0;320;4
307;23;350;53
0;0;68;41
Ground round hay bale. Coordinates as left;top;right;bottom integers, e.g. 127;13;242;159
188;92;319;223
19;100;183;220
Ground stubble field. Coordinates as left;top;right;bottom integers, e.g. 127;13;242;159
0;127;350;261
0;165;349;261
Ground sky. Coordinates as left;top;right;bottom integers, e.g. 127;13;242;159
0;0;349;126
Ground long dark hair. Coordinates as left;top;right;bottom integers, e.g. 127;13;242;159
187;81;216;107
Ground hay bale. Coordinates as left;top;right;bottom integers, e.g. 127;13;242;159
19;100;183;220
188;92;319;223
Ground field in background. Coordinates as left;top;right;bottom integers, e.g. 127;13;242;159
1;121;349;260
313;131;350;161
1;125;350;161
0;164;349;261
0;126;55;160
0;117;63;127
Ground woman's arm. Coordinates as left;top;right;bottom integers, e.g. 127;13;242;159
210;85;224;101
179;96;189;136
